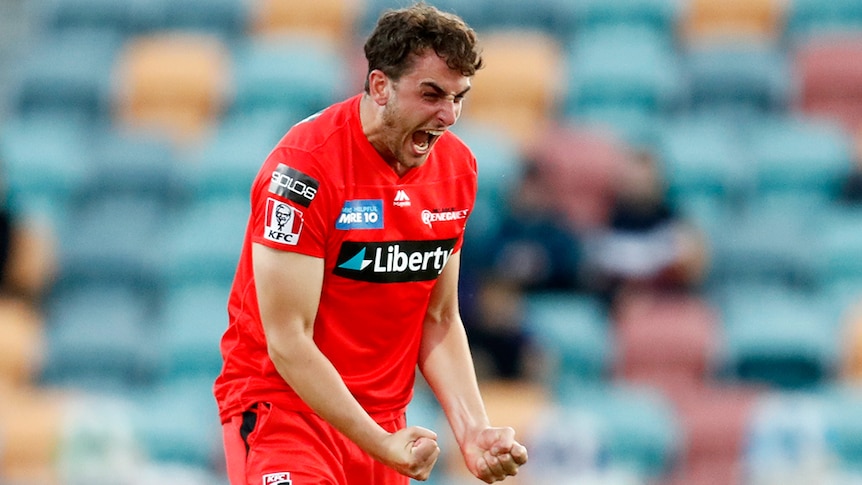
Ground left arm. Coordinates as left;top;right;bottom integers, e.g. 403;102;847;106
418;251;528;483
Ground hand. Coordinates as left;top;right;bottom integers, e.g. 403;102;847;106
462;427;528;483
377;426;441;481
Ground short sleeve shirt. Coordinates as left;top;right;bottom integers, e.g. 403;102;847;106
214;95;478;422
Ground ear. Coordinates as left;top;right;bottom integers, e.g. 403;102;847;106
367;69;391;106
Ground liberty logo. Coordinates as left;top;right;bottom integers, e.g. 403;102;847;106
393;189;411;207
334;238;458;283
264;198;303;245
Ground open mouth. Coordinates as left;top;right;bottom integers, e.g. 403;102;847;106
412;129;444;154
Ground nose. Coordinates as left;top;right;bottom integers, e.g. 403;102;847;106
437;99;460;126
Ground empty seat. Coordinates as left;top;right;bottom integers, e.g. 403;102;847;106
148;0;250;39
526;123;629;231
32;0;135;35
680;0;787;44
42;283;158;390
249;0;363;46
0;299;45;388
785;0;862;41
819;385;862;470
0;112;91;220
683;39;792;114
155;282;230;380
228;35;348;119
612;290;721;393
9;29;122;120
160;196;248;290
572;0;683;39
112;33;230;146
717;282;840;389
556;382;682;479
563;25;684;122
654;113;751;204
793;34;862;134
744;115;853;198
525;292;613;384
462;29;563;150
180;110;294;201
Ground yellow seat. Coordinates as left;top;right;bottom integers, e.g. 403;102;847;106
463;30;563;150
681;0;787;44
248;0;363;47
112;33;230;146
0;298;45;387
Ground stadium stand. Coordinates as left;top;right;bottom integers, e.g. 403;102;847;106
3;0;862;483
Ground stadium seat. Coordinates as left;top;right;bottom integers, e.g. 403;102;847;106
0;385;67;483
571;0;683;40
664;384;759;485
680;0;787;44
0;299;44;388
147;0;250;39
32;0;135;35
716;282;840;389
793;33;862;135
682;39;792;114
563;25;684;122
461;29;563;150
653;113;751;204
248;0;363;46
228;35;348;119
155;282;230;380
819;385;862;470
111;32;231;146
8;29;121;121
526;122;629;231
131;376;222;468
744;115;853;198
555;382;682;479
0;112;91;221
524;292;613;384
612;290;721;395
785;0;862;41
42;282;159;391
815;206;862;287
160;195;248;290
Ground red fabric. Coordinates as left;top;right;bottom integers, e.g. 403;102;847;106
222;404;408;485
215;94;477;422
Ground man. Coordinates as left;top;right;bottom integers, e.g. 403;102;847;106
214;3;528;484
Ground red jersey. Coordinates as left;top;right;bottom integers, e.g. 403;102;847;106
214;95;478;423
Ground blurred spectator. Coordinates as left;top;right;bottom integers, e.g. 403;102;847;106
462;161;584;381
581;148;710;301
0;158;57;302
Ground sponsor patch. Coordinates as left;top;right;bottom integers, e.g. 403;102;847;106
264;198;303;245
269;163;319;207
336;199;384;230
334;238;458;283
421;208;469;227
393;189;411;207
262;472;292;485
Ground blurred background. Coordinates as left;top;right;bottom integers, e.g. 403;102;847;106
1;0;862;483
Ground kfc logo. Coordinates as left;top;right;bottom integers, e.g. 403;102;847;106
262;472;292;485
264;198;303;245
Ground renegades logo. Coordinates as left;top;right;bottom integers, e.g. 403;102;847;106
264;198;303;245
262;472;292;485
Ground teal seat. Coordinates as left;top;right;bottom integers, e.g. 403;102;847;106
744;115;853;199
229;35;348;118
555;382;682;479
525;292;612;384
156;282;231;380
716;282;840;389
572;0;682;39
160;196;248;290
563;25;684;119
785;0;862;41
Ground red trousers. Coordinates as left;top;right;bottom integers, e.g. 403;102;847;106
222;403;409;485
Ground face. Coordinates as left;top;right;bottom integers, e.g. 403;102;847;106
369;51;472;172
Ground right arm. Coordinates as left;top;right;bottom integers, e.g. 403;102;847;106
252;243;440;479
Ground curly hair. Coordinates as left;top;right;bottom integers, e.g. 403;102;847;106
363;2;483;92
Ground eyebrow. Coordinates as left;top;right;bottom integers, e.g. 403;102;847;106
421;81;471;98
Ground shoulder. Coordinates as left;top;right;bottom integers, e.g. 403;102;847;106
434;130;477;175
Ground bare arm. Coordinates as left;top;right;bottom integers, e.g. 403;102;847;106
418;251;527;482
252;243;440;479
